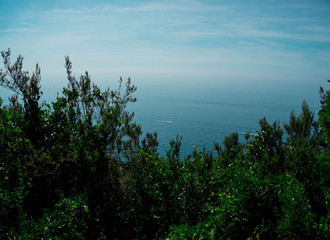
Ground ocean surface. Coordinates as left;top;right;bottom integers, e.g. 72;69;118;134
128;79;323;157
0;78;324;158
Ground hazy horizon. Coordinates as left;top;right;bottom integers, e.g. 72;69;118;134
1;0;329;88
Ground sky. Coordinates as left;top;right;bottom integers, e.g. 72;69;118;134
0;0;330;89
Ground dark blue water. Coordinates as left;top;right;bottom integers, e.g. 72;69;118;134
0;78;324;157
129;79;322;157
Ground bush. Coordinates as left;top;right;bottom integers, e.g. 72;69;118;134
1;50;329;239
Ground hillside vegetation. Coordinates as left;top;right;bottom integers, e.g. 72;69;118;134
0;49;329;239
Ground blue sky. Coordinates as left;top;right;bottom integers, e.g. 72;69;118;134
0;0;330;88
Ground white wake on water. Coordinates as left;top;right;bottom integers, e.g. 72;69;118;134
155;120;174;124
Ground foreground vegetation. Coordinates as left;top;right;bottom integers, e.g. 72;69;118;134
0;49;329;239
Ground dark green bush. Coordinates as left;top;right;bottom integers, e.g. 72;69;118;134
1;50;329;239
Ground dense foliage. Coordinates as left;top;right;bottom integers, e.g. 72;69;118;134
0;49;329;239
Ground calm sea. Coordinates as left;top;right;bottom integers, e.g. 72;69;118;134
0;78;324;158
129;79;323;157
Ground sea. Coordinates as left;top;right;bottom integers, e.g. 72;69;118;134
0;78;325;158
129;79;323;157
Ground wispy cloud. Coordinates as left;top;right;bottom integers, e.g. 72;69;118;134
19;22;36;26
0;27;36;33
297;25;330;33
0;0;329;85
179;26;330;42
239;28;330;42
94;0;229;13
48;0;230;17
52;8;82;14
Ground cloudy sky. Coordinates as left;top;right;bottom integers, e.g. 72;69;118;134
0;0;330;88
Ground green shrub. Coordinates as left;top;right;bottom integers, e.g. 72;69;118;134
8;195;100;239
